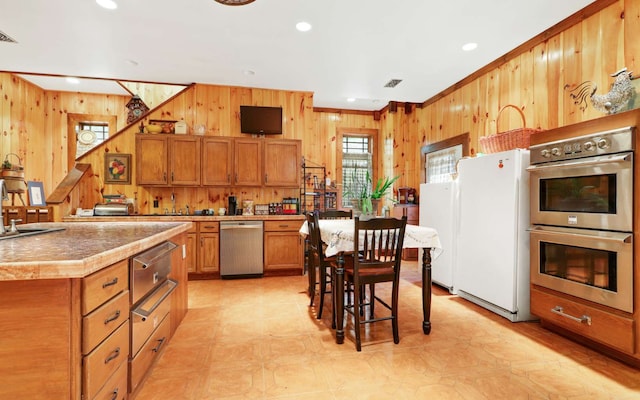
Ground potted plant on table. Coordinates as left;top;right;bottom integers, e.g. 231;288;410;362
350;171;400;217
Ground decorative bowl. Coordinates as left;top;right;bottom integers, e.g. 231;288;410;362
145;124;162;134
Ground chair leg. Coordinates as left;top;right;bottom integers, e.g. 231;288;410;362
369;284;375;318
392;283;400;344
317;265;327;319
353;282;362;352
308;261;316;307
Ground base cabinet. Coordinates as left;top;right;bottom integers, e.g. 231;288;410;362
188;222;220;279
263;220;303;276
531;285;635;355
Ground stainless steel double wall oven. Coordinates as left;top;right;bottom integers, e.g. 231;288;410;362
528;127;634;314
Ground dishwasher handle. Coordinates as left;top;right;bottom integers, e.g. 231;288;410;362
220;224;262;230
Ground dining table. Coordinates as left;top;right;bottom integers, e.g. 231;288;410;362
299;218;442;344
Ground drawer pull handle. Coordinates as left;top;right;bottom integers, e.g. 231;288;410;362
551;306;592;326
152;337;166;353
203;225;216;229
279;224;289;228
110;388;119;400
102;277;118;288
104;310;121;325
104;347;120;364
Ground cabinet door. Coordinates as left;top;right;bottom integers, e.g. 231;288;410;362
264;231;303;272
264;139;301;187
169;136;201;185
233;138;262;186
186;232;197;273
136;135;168;185
199;233;219;273
202;137;233;186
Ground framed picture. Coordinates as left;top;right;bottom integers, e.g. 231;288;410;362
104;153;132;184
27;181;46;206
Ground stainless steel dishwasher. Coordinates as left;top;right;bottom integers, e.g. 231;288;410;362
220;220;264;278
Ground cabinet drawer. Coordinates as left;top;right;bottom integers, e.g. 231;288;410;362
199;222;219;233
82;260;129;315
264;220;302;232
91;360;127;400
83;320;129;400
130;313;171;393
531;286;635;354
82;290;129;354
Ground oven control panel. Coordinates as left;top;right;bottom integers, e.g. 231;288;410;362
530;126;634;164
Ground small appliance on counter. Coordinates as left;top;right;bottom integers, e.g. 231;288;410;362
93;202;133;216
228;196;237;216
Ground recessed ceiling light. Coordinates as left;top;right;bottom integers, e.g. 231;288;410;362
346;98;356;102
243;69;255;76
462;42;478;51
66;77;80;84
96;0;118;10
296;21;312;32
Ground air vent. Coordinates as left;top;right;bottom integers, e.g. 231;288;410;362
0;30;17;43
384;79;402;88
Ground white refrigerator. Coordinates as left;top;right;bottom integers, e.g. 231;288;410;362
455;149;535;322
419;181;458;294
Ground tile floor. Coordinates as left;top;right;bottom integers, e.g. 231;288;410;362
134;262;640;399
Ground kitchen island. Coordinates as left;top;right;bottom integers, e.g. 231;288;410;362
0;221;192;400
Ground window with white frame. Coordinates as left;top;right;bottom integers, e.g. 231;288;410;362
342;135;372;207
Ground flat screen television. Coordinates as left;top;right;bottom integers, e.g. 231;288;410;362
240;105;283;135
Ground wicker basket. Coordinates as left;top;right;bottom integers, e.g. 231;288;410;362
479;105;542;153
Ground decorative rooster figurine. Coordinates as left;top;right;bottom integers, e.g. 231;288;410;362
569;67;635;114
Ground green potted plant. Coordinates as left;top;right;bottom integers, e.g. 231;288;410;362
349;171;400;216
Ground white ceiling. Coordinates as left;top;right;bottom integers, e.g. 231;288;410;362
1;0;595;111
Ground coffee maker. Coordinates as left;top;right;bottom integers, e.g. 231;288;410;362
228;196;237;216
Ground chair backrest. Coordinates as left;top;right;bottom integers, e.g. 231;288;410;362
318;209;353;220
352;216;407;279
306;210;327;263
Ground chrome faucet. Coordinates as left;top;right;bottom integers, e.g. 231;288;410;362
0;180;7;235
170;192;176;214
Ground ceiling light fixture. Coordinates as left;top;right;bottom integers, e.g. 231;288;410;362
214;0;255;5
66;77;80;84
346;98;356;102
296;21;312;32
462;42;478;51
96;0;118;10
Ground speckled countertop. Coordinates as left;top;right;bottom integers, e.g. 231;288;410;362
62;214;305;223
0;221;192;281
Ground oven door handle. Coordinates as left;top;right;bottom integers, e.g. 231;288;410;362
526;153;631;171
529;225;632;243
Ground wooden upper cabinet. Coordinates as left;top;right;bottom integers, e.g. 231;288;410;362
264;139;301;187
233;138;263;186
136;135;169;185
169;136;201;186
136;135;201;186
202;137;233;186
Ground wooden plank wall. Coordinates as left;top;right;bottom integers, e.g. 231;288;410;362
1;0;638;217
389;0;637;195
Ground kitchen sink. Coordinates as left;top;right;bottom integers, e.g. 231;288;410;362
0;227;65;240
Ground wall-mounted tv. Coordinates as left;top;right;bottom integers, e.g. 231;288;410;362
240;105;283;135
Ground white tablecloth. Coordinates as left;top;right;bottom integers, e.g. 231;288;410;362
299;219;441;257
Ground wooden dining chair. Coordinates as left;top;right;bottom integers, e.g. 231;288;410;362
315;209;352;318
344;215;407;351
